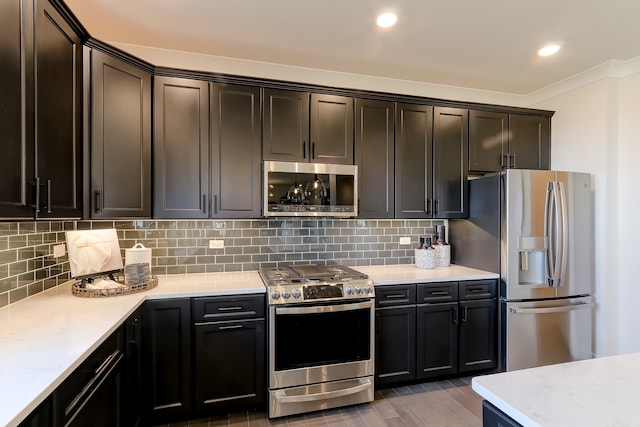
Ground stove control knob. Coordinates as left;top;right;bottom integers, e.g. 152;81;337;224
292;288;302;299
282;290;291;299
271;291;281;301
345;287;354;296
356;287;364;294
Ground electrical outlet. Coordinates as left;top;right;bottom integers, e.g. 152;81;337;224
53;243;66;258
399;236;411;245
209;240;224;249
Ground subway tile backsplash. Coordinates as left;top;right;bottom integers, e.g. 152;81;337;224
0;218;444;308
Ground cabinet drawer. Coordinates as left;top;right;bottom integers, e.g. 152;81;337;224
375;284;416;307
54;326;124;426
417;282;458;303
192;294;265;323
459;280;497;300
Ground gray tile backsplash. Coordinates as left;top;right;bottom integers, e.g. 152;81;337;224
0;218;444;308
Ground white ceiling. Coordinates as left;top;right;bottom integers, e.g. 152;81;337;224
65;0;640;95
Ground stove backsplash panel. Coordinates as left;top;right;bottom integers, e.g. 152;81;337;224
0;218;444;308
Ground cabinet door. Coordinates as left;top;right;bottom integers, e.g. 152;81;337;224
310;93;354;164
125;307;143;427
395;103;433;218
91;50;151;218
34;0;83;218
355;98;395;218
0;0;34;218
458;299;497;373
141;299;192;422
468;110;508;173
193;319;265;411
508;114;551;170
433;107;468;218
154;76;209;218
211;84;261;217
375;306;416;385
263;88;309;162
416;302;458;379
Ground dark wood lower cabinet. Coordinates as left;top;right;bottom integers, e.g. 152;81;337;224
142;295;266;424
375;280;498;387
416;302;458;379
194;319;265;412
53;325;126;427
17;397;52;427
125;307;143;427
142;298;192;423
375;305;416;385
459;299;498;373
482;400;523;427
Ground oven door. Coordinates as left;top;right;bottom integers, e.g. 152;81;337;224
269;299;374;390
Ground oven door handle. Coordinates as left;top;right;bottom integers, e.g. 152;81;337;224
275;300;373;315
273;378;372;403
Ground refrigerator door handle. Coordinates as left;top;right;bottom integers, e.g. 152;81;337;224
545;181;565;287
509;301;594;315
557;181;569;286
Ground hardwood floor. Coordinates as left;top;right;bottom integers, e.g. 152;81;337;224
153;377;483;427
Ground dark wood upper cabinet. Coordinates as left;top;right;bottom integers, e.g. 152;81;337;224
355;98;395;218
154;77;261;218
263;88;309;162
310;93;354;164
154;76;210;218
263;89;354;164
469;110;508;173
210;84;261;218
34;0;83;219
433;107;468;218
395;103;433;218
0;0;33;218
469;111;550;172
508;114;550;170
1;0;82;219
90;49;151;218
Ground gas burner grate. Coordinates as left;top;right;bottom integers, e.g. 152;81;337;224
258;264;368;286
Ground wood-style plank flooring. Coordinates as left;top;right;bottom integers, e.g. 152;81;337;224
154;377;483;427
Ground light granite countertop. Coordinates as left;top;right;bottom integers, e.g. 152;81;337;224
0;264;497;426
472;353;640;426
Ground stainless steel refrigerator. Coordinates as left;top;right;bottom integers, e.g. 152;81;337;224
450;169;594;371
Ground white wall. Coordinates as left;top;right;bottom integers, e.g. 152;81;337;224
111;42;525;107
615;73;640;354
529;70;640;356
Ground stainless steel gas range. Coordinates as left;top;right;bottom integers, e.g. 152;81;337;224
259;264;375;418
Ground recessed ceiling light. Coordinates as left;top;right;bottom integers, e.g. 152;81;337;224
376;12;397;28
538;44;560;57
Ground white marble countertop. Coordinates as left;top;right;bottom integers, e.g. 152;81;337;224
0;264;496;426
472;353;640;427
359;264;499;285
0;271;265;427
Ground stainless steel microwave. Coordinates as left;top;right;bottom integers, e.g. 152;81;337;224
263;161;358;217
